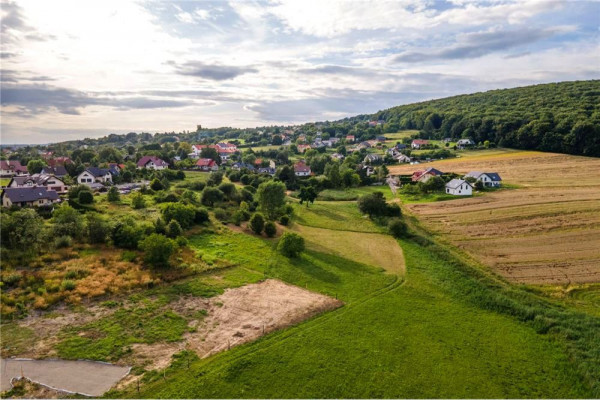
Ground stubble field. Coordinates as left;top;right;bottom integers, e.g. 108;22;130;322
389;150;600;284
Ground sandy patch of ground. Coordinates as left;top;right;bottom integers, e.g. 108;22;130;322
118;279;341;387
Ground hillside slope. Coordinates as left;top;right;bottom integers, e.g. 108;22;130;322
371;80;600;157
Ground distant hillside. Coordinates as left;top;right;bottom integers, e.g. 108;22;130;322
372;80;600;157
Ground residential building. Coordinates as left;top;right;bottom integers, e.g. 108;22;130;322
8;174;68;194
464;171;502;187
412;167;444;182
0;160;28;177
41;166;68;178
137;156;169;170
364;154;382;164
294;161;311;177
77;167;113;185
2;187;60;207
196;158;218;171
411;139;429;149
346;135;355;143
457;138;475;149
445;179;473;196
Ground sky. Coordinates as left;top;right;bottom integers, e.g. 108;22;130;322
1;0;599;144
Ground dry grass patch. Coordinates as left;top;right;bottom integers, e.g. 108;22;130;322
291;224;405;275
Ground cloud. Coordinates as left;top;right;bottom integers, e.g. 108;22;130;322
1;0;53;44
175;61;258;80
296;65;374;77
0;83;194;116
395;27;565;62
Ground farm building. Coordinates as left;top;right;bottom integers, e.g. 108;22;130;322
1;186;60;208
457;138;475;149
77;167;112;185
137;156;169;170
464;171;502;187
445;179;473;196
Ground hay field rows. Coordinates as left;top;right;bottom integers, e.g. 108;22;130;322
389;150;600;284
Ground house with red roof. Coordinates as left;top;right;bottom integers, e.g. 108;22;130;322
411;139;430;149
196;158;218;171
346;135;355;143
294;161;311;177
137;156;169;170
0;160;28;177
412;167;444;182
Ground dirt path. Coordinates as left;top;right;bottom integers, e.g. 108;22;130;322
0;358;130;397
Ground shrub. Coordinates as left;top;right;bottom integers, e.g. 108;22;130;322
240;174;251;185
279;215;290;226
86;213;110;244
188;181;205;191
194;208;210;224
111;219;144;249
54;235;72;249
78;190;94;204
232;210;243;226
206;171;224;186
240;188;254;203
131;192;146;209
264;221;277;237
61;280;77;291
249;213;265;234
201;187;224;207
166;220;183;238
150;178;164;191
388;218;408;238
357;192;388;217
162;203;196;229
214;208;230;222
53;205;84;238
256;181;286;220
121;250;137;262
139;234;175;268
386;203;402;217
107;186;120;202
155;217;167;234
175;236;188;247
154;192;180;203
218;183;237;200
277;232;305;257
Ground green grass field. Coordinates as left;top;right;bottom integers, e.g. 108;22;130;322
317;186;395;201
293;201;385;233
123;238;590;398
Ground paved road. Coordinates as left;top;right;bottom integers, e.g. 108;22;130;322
1;358;130;397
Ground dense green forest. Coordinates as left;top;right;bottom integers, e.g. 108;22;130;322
370;80;600;157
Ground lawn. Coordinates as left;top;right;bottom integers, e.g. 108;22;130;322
0;178;10;187
317;186;395;201
383;130;419;141
293;201;386;233
124;239;591;398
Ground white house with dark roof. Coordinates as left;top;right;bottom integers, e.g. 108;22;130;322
77;167;112;185
464;171;502;187
9;174;68;194
445;179;473;196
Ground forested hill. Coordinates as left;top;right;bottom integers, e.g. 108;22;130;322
372;80;600;157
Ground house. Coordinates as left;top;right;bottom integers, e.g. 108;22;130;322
232;162;255;171
376;136;386;142
108;163;121;176
258;167;276;175
294;161;311;177
77;167;113;185
137;156;169;170
297;144;312;153
445;179;473;196
41;166;68;178
216;147;237;161
0;160;28;177
362;165;376;176
8;174;68;194
411;139;429;149
457;138;475;149
395;143;407;150
464;171;502;187
2;186;60;208
331;153;345;161
196;158;218;171
412;167;444;182
364;154;382;164
346;135;355;143
394;154;411;163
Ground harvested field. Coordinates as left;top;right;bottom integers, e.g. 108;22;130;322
390;150;600;284
0;358;130;397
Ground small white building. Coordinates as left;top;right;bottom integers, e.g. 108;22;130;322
294;161;311;176
77;167;112;185
445;179;472;196
137;156;169;170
